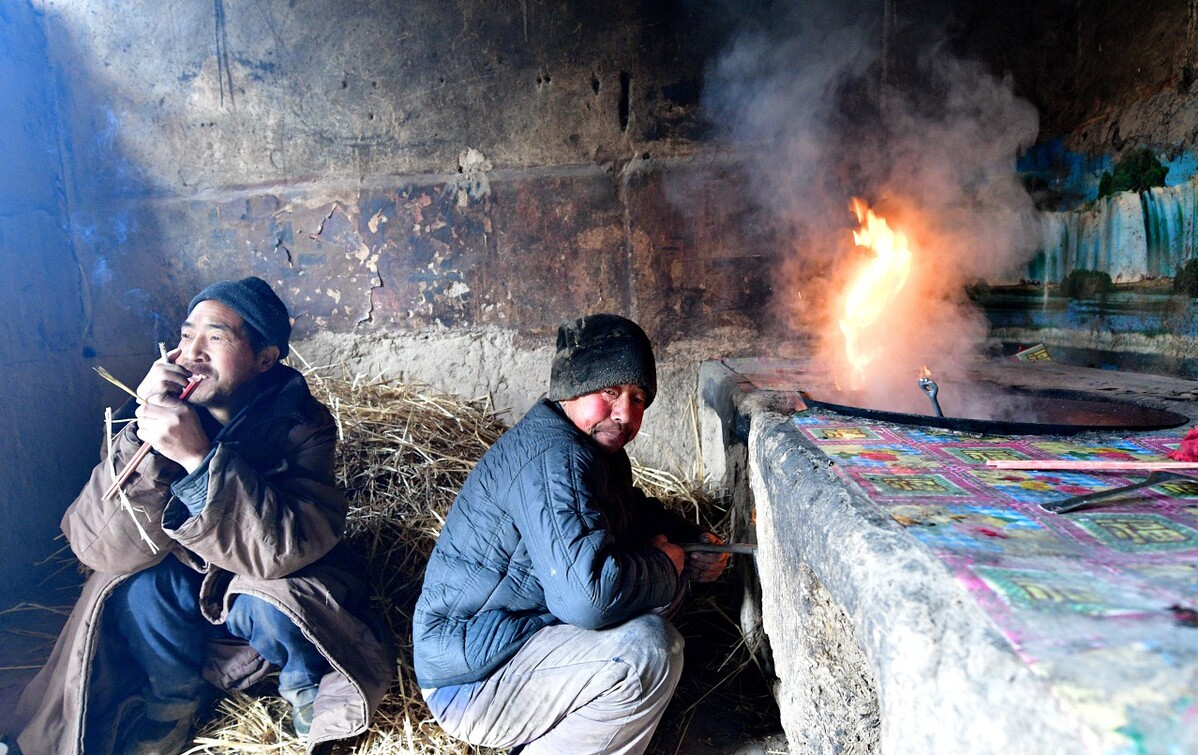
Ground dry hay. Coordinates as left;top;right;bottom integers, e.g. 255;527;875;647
189;371;732;754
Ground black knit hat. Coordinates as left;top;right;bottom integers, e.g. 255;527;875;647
188;276;292;358
548;314;656;407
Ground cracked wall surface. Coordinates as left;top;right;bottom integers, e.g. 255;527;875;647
12;0;1197;609
1;0;792;604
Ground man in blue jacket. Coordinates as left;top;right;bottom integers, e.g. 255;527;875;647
413;313;727;755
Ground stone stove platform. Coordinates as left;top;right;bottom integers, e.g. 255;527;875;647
699;357;1198;755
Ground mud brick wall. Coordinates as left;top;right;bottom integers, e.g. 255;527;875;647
80;159;782;358
7;0;1193;608
76;159;788;483
0;1;792;605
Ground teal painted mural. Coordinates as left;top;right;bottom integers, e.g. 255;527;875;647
971;144;1198;376
1017;141;1198;283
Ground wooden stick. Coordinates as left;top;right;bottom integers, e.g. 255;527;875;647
986;460;1198;472
101;377;203;500
102;440;156;501
105;406;160;553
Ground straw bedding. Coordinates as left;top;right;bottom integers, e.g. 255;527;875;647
181;370;744;755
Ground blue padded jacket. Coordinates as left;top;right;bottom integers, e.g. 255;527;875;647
412;399;699;688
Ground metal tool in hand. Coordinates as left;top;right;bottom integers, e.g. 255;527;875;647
917;376;944;418
682;542;757;556
1042;470;1196;514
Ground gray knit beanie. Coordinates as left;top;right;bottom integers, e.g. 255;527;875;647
189;276;292;358
548;314;656;407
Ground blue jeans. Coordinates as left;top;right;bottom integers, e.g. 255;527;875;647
106;557;329;721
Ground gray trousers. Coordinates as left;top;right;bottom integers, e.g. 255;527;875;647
423;614;685;755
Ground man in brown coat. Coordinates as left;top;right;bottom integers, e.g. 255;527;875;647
6;277;392;755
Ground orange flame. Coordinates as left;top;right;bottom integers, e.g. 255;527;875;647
920;364;932;378
839;198;913;388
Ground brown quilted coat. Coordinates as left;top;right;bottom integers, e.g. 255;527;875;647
10;366;393;755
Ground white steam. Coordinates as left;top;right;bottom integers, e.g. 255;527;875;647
701;1;1040;410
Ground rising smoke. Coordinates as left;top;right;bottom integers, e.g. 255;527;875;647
699;0;1040;412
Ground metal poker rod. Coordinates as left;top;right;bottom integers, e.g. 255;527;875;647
681;542;758;556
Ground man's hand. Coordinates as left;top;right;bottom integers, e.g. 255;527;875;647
135;395;210;473
687;531;730;583
651;534;685;576
135;347;193;404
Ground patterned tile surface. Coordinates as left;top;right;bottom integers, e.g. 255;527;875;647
795;408;1198;750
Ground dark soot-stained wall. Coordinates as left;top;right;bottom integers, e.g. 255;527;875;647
0;3;98;606
0;0;783;605
3;0;1195;606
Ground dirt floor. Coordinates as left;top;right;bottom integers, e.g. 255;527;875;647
647;571;787;755
0;561;787;754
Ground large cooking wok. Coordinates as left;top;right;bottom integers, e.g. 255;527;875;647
799;382;1188;436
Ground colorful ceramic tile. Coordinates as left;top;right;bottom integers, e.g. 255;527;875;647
1029;440;1163;463
908;525;1010;554
822;444;937;469
948;504;1046;530
1073;513;1198;554
943;446;1032;465
901;427;1010;445
854;472;971;498
966;469;1111;505
1158;479;1198;498
797;414;1198;673
973;565;1157;616
887;504;953;527
804;426;881;442
1134;564;1198;598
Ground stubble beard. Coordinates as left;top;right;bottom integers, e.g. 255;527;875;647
590;420;634;452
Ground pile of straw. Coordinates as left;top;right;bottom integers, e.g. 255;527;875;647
188;372;732;755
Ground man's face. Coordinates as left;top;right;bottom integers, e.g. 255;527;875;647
176;300;274;413
560;384;647;453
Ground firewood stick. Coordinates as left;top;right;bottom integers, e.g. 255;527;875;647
986;460;1198;472
101;443;157;501
105;406;160;554
101;377;203;500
